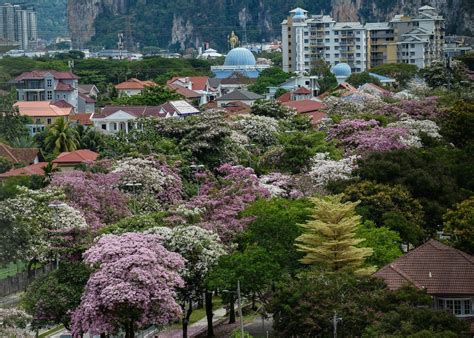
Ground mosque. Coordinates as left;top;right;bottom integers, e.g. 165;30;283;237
211;32;270;79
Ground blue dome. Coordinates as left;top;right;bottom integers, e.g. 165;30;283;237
224;48;256;66
293;9;305;19
331;63;352;77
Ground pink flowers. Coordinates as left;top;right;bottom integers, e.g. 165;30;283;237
71;233;184;337
51;171;130;229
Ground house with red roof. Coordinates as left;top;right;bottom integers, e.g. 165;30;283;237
375;239;474;331
282;99;327;124
115;78;156;97
52;149;99;171
14;70;80;110
166;76;213;105
0;162;49;179
0;143;39;166
91;100;200;134
14;101;75;135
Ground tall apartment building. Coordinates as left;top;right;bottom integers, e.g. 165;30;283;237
282;6;444;74
0;3;37;51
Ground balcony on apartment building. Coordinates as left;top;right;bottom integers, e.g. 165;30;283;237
17;80;45;91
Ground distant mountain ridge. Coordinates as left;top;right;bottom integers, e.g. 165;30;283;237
51;0;474;49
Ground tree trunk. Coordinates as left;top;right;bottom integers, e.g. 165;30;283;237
252;293;256;310
229;295;236;324
182;301;193;338
130;319;135;338
205;291;214;337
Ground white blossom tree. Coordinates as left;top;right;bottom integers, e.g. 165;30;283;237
308;153;359;187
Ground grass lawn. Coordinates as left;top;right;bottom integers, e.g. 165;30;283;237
0;262;26;280
168;296;223;329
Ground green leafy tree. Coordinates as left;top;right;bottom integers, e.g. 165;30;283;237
22;262;91;330
295;195;374;273
342;180;424;244
357;221;403;268
271;272;466;337
310;60;337;92
248;67;292;94
0;90;29;143
113;84;182;105
76;125;105;152
369;63;418;87
443;197;474;254
420;60;469;89
346;71;381;87
44;117;79;154
439;100;474;148
0;156;13;174
238;198;313;273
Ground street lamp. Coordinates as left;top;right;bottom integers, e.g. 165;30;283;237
222;281;245;337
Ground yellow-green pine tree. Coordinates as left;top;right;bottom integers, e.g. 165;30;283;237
295;195;374;273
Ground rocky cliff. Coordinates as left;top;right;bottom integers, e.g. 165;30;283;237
67;0;473;50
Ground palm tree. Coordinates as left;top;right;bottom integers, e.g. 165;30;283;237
44;117;79;154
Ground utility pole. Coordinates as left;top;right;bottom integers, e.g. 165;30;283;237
332;312;342;338
237;280;245;338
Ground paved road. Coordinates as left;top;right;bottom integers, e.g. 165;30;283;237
243;316;274;338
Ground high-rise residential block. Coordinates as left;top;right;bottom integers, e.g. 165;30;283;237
0;3;37;51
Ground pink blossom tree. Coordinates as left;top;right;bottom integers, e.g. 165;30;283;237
51;171;130;229
190;164;270;243
71;232;184;338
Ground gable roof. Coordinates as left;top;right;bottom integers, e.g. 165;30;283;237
374;239;474;295
0;162;48;178
78;84;98;95
168;84;201;98
55;82;75;91
0;143;39;165
115;78;156;90
167;76;209;91
52;149;99;164
14;101;73;117
70;113;93;126
293;87;311;95
93;101;199;119
78;92;96;103
220;72;256;85
15;70;79;81
282;99;326;114
277;92;292;103
216;89;263;101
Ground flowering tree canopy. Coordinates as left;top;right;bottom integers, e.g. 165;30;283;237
71;232;184;337
51;171;130;229
113;157;183;207
308;153;359;187
235;115;279;146
259;172;303;198
0;308;32;337
191;164;269;243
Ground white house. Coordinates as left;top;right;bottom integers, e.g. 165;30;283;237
91;100;200;134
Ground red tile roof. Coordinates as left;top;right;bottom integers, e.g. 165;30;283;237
115;78;156;90
0;162;48;178
168;84;201;98
283;99;326;114
15;70;79;81
52;149;99;164
55;82;74;91
374;239;474;295
52;100;74;108
0;143;39;165
221;101;251;115
70;113;93;126
168;76;209;91
277;92;292;103
293;87;311;95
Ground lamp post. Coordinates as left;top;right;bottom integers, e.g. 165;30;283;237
222;281;245;337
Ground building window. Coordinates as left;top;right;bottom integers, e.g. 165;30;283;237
438;298;472;316
335;38;339;42
101;124;107;130
35;118;41;124
335;46;339;50
325;39;330;43
334;31;339;35
47;79;52;87
356;53;361;57
47;91;52;100
335;53;339;57
304;31;309;36
356;38;361;42
325;54;330;58
47;118;52;124
304;39;309;43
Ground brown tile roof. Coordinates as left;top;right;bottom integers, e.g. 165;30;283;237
52;149;98;164
70;113;93;126
52;100;74;108
78;84;98;95
115;78;156;90
78;92;96;103
15;70;79;81
221;101;251;115
374;239;474;295
0;162;48;178
168;84;201;98
0;143;39;165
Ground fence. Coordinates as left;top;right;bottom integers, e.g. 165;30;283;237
0;263;56;297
